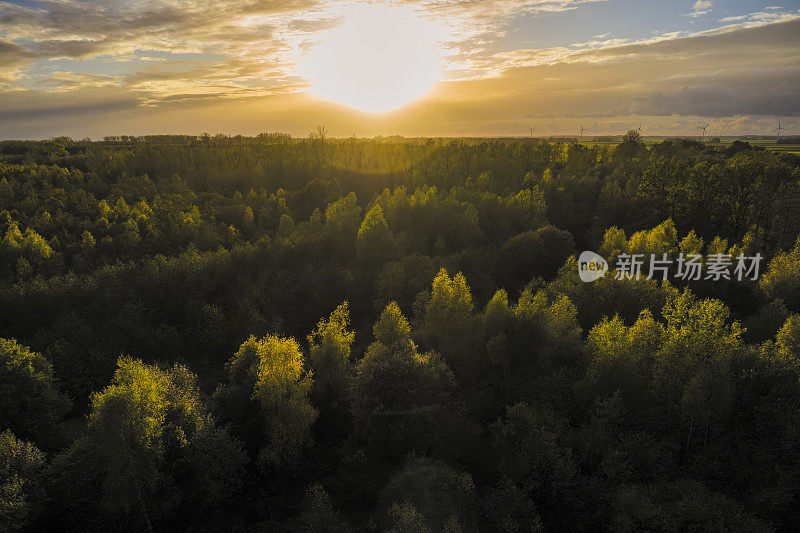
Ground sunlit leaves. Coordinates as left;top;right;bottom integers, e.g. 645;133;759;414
219;334;318;468
0;430;44;532
352;302;455;459
308;302;355;409
356;204;395;266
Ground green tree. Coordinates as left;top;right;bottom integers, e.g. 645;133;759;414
356;204;395;265
511;287;583;371
0;338;70;446
351;303;456;459
776;314;800;358
491;403;576;501
419;268;478;376
374;301;412;345
761;237;800;312
611;480;768;532
585;311;662;406
679;229;704;256
628;219;679;258
497;226;574;288
374;253;436;311
44;358;246;531
214;334;317;468
324;192;362;256
598;226;628;264
308;302;355;411
300;483;352;533
378;456;477;532
386;500;430;533
0;430;45;532
479;480;543;533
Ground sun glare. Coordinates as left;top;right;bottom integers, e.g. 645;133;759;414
302;4;445;114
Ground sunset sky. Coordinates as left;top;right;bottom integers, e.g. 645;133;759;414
1;0;798;139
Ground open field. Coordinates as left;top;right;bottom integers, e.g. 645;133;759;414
740;139;800;154
566;136;800;154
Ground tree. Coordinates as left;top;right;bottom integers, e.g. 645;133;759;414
585;311;662;406
374;253;437;312
356;204;395;265
761;237;800;312
214;334;317;468
679;229;704;256
0;430;45;532
300;484;352;533
628;219;679;258
87;358;168;528
324;192;362;256
491;403;576;501
479;480;543;533
0;338;70;446
276;213;295;241
776;314;800;357
419;268;478;377
475;290;516;401
598;226;628;264
611;480;768;532
614;130;646;163
351;303;456;459
308;302;355;410
385;500;430;533
658;290;740;447
511;287;582;371
377;456;477;532
496;226;575;289
43;358;246;531
373;301;412;345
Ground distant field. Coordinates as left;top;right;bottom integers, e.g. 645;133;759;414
742;139;800;154
573;137;800;154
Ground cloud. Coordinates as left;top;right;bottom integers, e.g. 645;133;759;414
684;0;714;18
693;0;714;11
38;71;118;91
719;8;800;25
0;0;798;138
0;0;322;93
0;87;141;122
0;0;608;98
0;38;38;86
525;19;800;118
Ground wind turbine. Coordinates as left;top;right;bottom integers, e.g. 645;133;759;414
529;127;535;138
579;125;586;138
698;122;709;139
773;121;785;140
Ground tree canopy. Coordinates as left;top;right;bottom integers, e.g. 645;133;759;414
1;134;799;530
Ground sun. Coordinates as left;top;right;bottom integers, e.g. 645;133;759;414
302;4;445;114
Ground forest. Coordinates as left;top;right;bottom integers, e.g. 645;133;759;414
2;131;800;531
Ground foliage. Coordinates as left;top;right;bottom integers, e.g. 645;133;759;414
42;357;247;530
761;237;800;311
215;335;317;468
0;135;799;529
356;204;394;265
0;338;70;446
377;456;477;532
0;430;45;532
300;483;353;533
308;302;355;410
351;303;456;459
